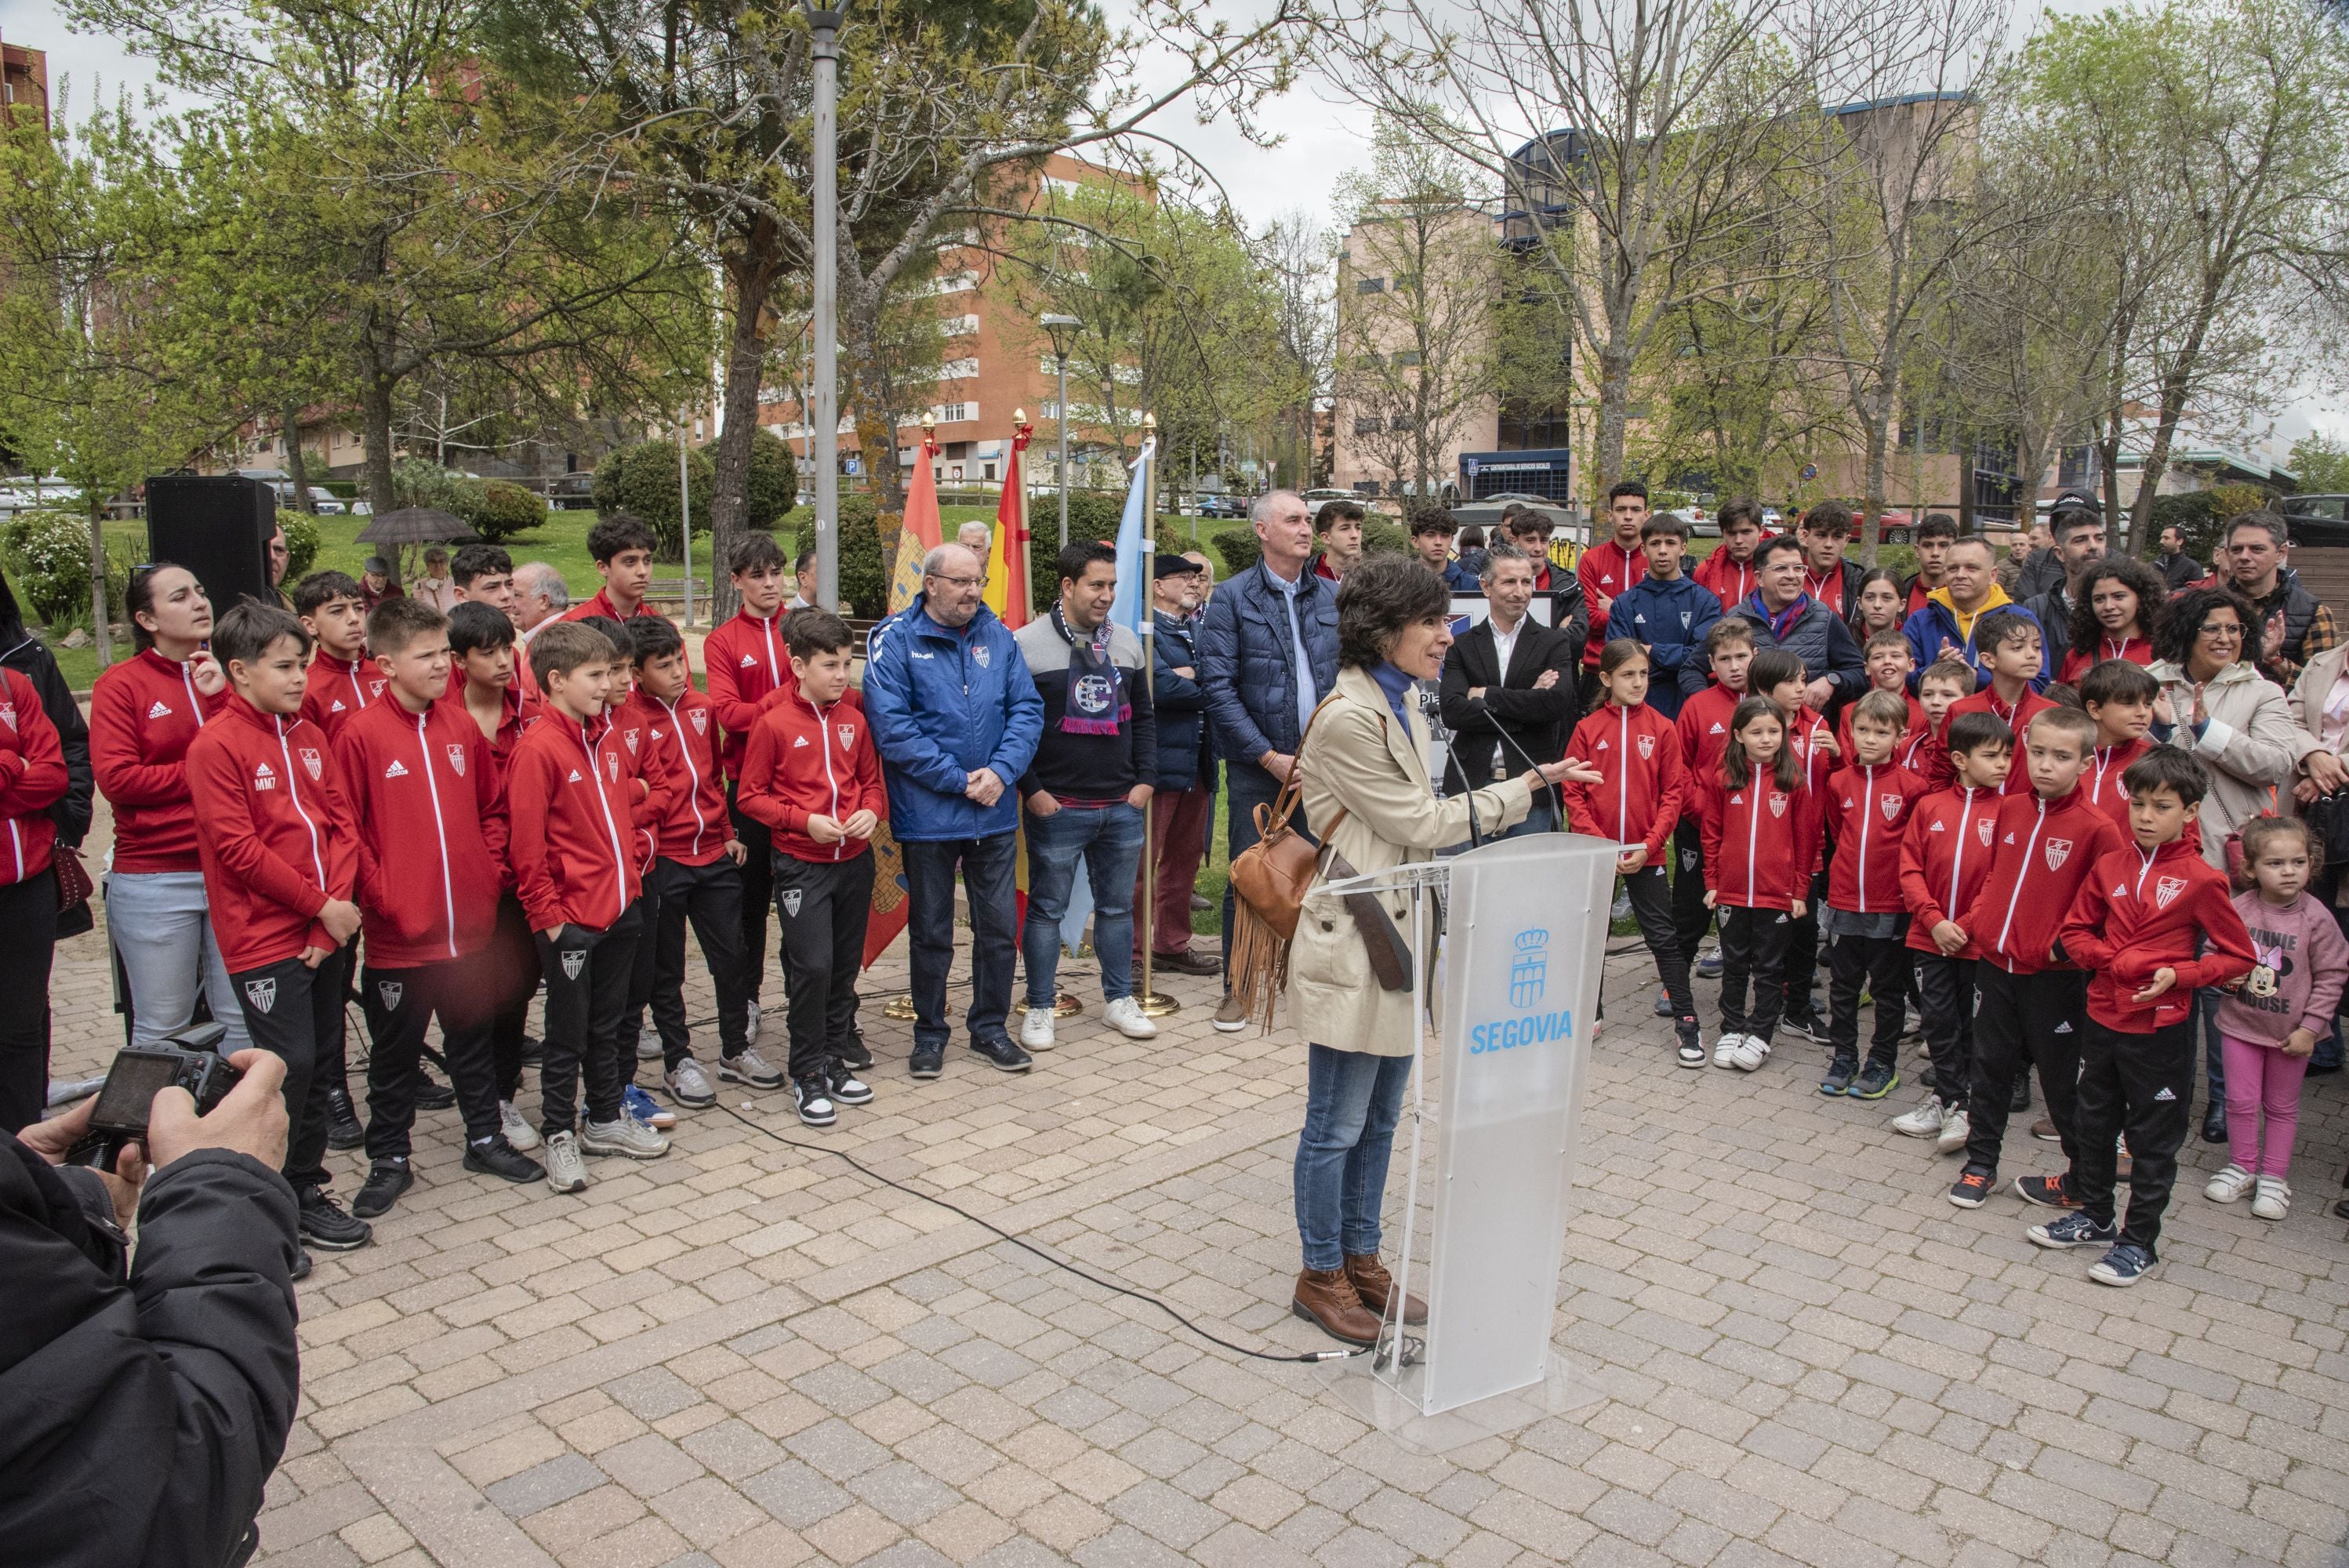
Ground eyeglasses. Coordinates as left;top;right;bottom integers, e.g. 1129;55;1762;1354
926;573;983;590
2195;621;2245;639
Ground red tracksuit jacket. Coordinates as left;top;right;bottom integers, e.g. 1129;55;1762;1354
735;680;887;864
703;606;793;780
334;696;510;966
1961;785;2126;975
560;588;662;625
298;652;385;741
2059;837;2255;1032
1949;686;2057;795
0;667;68;887
1578;539;1642;664
1693;547;1763;611
89;648;231;873
594;705;670;873
1824;762;1929;916
1898;720;1955;793
623;688;732;866
2057;636;2155;685
1693;763;1820;910
187;697;358;973
2079;738;2151;832
1561;702;1686;862
1898;784;2004;959
507;710;644;931
1676;681;1746;785
441;681;542;793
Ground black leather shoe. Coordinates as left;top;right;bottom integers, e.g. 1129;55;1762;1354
2201;1104;2227;1145
463;1138;546;1184
323;1087;365;1150
909;1046;944;1080
970;1036;1033;1073
412;1073;456;1111
351;1158;413;1219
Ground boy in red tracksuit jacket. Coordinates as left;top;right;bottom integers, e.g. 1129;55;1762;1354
1948;706;2126;1210
1900;659;1973;792
1692;693;1822;1073
699;534;796;1032
509;620;666;1186
1948;610;2055;796
187;602;370;1247
0;661;69;1134
575;616;673;1131
1818;689;1931;1099
1563;639;1701;1062
293;570;382;740
1832;632;1926;760
622;615;761;1105
2035;748;2255;1287
2078;658;2158;831
1755;651;1834;1040
1670;617;1758;982
336;598;537;1212
735;609;887;1125
1890;711;2013;1151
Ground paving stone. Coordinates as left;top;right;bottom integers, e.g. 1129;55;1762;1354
485;1453;607;1518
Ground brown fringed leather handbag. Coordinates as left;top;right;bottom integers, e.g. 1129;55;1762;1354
1225;698;1346;1029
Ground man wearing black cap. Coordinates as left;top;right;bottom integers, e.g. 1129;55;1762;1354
1135;555;1221;976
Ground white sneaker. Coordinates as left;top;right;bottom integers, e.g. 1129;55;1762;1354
1893;1095;1947;1138
665;1057;717;1108
1712;1033;1748;1069
2250;1177;2290;1221
717;1047;784;1088
1104;996;1158;1040
635;1029;662;1061
543;1131;587;1192
581;1116;670;1160
1020;1008;1057;1052
499;1100;541;1151
1935;1106;1971;1156
745;1001;763;1044
2205;1163;2256;1203
1728;1033;1771;1071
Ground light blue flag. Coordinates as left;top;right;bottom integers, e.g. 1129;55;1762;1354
1062;437;1155;957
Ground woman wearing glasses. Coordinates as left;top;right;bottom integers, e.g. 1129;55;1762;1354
2148;583;2325;1142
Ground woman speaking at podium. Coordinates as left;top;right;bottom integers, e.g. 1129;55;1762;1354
1277;555;1596;1345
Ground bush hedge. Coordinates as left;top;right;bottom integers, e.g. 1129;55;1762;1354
779;495;887;619
279;510;321;578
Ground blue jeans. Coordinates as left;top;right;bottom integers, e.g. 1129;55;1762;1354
901;833;1020;1052
1294;1044;1412;1271
105;870;251;1052
1022;801;1145;1005
1498;793;1556;840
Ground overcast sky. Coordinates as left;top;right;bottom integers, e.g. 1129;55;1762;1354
6;0;2340;451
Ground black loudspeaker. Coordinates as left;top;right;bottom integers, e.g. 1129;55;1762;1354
146;474;278;612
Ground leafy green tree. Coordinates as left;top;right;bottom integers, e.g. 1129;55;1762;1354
2289;430;2349;494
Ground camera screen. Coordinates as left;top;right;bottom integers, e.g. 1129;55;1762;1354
89;1051;186;1134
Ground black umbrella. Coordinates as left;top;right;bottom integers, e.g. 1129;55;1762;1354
355;506;480;546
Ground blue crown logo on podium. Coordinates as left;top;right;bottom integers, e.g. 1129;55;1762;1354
1509;927;1550;1010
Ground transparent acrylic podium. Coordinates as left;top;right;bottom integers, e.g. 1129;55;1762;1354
1311;832;1617;1451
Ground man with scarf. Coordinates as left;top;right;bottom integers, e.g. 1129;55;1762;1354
1722;535;1867;706
1012;543;1161;1051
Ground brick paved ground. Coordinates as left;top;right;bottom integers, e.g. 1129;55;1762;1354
45;794;2349;1568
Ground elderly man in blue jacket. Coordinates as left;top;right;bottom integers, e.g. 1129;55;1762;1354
1196;491;1341;1033
863;543;1046;1078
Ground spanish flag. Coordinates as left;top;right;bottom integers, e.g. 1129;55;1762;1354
983;417;1034;629
886;430;943;615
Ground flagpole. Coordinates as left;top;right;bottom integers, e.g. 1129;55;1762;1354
1137;412;1177;1018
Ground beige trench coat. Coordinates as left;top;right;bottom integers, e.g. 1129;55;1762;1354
2148;657;2318;870
1285;666;1532;1056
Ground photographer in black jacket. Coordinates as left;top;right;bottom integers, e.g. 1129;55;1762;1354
0;1050;302;1568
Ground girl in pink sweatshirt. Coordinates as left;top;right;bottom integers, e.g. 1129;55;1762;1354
2210;816;2349;1221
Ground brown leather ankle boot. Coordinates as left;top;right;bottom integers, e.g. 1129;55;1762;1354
1291;1267;1381;1345
1344;1253;1427;1325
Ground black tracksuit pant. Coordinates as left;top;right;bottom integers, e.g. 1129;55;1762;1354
1781;869;1828;1025
1671;818;1714;964
0;873;60;1135
1717;906;1792;1042
230;948;347;1192
361;953;500;1158
2071;1017;2193;1257
645;855;752;1073
536;902;645;1138
1964;963;2086;1175
623;879;663;1080
489;893;539;1101
1827;918;1912;1070
727;782;773;1004
773;851;875;1083
1624;862;1695;1019
1915;953;1977;1110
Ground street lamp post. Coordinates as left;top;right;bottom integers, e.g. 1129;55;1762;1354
1040;313;1081;548
808;3;844;611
